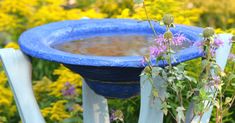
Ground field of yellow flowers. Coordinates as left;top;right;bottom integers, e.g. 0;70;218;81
0;0;234;122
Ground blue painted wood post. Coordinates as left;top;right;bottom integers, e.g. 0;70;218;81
0;49;45;123
185;34;233;123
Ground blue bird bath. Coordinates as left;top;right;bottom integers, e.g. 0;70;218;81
19;19;203;99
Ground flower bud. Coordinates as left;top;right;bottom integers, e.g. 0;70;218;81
163;14;174;26
203;27;215;38
144;66;151;73
232;35;235;41
164;31;173;40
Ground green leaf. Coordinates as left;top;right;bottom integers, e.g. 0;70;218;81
201;59;209;71
152;89;159;97
199;88;207;99
134;0;144;4
170;23;176;28
225;97;232;105
186;91;194;99
176;106;185;123
232;83;235;87
167;76;175;83
228;74;235;82
152;67;162;78
161;102;170;115
159;21;164;26
214;100;220;108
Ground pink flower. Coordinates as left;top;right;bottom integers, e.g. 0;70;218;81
214;38;223;47
62;82;76;97
154;33;186;46
228;53;235;60
150;46;167;57
193;41;203;47
172;33;186;46
155;35;166;46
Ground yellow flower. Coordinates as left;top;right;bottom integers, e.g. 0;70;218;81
0;86;13;106
215;28;235;35
124;0;202;25
43;0;66;6
78;9;107;19
49;65;82;97
72;104;83;112
0;12;18;32
28;5;67;27
41;100;70;121
116;8;131;18
0;72;7;85
4;42;19;49
0;0;37;17
33;77;52;101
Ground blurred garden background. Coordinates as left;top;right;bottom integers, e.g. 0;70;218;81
0;0;234;122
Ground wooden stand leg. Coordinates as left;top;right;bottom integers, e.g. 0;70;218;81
0;49;45;123
185;34;233;123
138;75;166;123
82;80;110;123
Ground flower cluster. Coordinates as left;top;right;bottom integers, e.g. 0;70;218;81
110;109;124;122
0;0;107;40
228;53;235;61
41;100;70;121
194;28;224;57
150;33;186;58
61;82;76;97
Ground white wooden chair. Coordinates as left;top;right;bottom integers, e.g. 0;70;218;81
0;34;232;123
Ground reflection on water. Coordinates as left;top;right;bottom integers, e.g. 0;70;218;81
52;35;191;56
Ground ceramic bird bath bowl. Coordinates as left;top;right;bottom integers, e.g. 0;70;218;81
19;19;203;99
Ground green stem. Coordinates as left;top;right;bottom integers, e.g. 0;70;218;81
143;1;157;37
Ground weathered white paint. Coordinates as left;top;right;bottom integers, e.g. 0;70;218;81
80;16;110;123
185;34;233;123
0;49;45;123
83;80;110;123
139;75;166;123
0;48;111;123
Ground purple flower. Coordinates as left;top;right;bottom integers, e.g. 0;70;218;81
110;109;124;122
214;38;223;47
210;46;217;57
212;76;221;89
68;106;74;111
155;35;166;46
172;33;186;46
228;53;235;60
154;34;186;46
193;41;203;47
150;46;166;57
62;82;76;96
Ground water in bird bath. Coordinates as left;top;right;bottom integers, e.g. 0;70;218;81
52;35;192;56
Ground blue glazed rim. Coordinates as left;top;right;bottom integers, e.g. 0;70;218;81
19;19;204;68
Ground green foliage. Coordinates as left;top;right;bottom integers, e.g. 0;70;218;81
31;58;59;80
108;97;140;123
0;0;235;122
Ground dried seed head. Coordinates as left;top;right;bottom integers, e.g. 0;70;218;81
164;31;173;40
232;35;235;41
203;27;215;38
163;14;174;26
144;66;151;73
